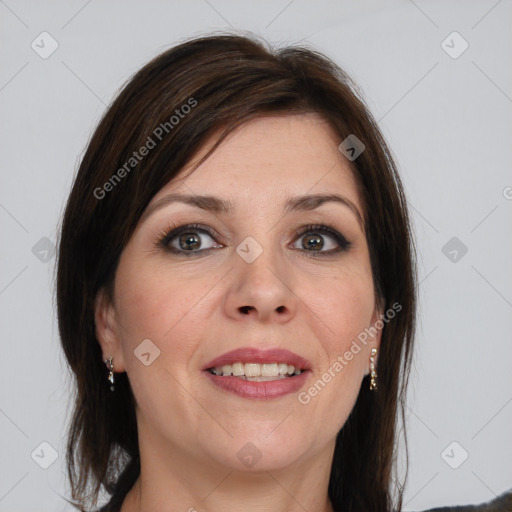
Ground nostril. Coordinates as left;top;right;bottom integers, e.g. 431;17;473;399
276;306;285;313
240;306;253;314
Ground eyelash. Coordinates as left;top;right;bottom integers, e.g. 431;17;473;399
155;223;352;257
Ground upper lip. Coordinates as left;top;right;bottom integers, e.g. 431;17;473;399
202;347;312;371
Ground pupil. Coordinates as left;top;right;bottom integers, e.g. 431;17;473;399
180;233;200;250
304;234;323;251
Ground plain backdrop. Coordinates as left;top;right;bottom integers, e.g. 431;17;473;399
1;1;511;510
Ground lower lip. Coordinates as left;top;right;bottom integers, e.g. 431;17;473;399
203;370;310;399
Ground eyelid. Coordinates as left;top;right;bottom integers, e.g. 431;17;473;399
156;223;223;251
156;222;351;255
291;224;351;253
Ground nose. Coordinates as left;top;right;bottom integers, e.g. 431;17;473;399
223;245;298;324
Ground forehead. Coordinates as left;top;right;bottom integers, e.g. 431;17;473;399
152;114;362;210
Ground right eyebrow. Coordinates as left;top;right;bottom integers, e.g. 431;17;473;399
140;193;233;224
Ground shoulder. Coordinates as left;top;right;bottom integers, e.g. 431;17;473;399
419;489;512;511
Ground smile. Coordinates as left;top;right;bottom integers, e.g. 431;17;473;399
208;362;304;381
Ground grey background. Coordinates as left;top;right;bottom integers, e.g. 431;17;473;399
1;1;511;510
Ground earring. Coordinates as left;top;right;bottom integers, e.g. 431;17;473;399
369;348;378;391
105;356;115;392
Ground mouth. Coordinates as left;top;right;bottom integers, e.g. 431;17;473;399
202;347;311;399
202;347;311;373
207;362;306;381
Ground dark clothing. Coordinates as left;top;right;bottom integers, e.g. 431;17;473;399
97;466;511;512
98;459;139;512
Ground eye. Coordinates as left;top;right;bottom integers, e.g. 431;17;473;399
291;224;351;255
157;223;223;254
156;222;351;257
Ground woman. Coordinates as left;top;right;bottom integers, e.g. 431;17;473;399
56;32;418;511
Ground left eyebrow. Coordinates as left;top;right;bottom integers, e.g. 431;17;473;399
284;193;364;230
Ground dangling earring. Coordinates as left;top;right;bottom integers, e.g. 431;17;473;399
369;347;378;391
105;356;115;392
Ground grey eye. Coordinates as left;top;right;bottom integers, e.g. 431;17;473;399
171;231;216;252
292;231;339;252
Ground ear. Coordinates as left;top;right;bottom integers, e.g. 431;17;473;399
94;286;127;372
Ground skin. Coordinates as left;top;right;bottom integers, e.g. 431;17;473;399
95;113;382;512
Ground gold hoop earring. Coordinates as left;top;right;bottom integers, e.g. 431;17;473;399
369;348;378;391
105;356;115;392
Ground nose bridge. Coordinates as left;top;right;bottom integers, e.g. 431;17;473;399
225;232;297;322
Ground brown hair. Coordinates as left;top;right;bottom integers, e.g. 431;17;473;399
56;31;417;511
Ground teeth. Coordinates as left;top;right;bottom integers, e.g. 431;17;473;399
244;375;287;382
232;362;244;376
261;363;279;377
278;363;288;374
209;362;304;377
245;363;260;377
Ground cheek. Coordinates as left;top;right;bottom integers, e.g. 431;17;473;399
115;256;181;332
312;270;375;339
112;261;212;425
113;258;220;368
297;274;374;436
306;269;376;399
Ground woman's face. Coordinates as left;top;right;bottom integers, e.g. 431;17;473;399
96;113;382;473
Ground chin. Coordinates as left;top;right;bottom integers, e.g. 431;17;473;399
207;433;310;473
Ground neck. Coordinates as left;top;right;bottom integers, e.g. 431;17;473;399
121;428;336;512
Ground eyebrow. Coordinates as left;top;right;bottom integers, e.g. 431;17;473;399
140;192;364;229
